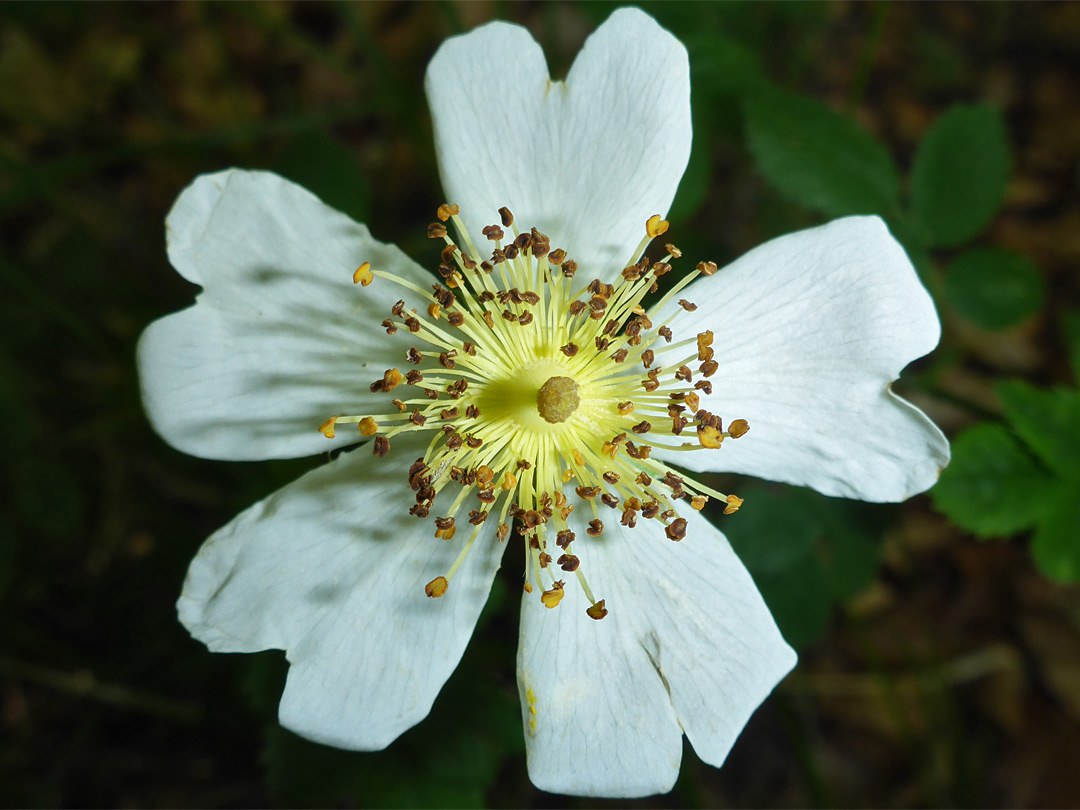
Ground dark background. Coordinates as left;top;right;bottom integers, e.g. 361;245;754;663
2;2;1079;807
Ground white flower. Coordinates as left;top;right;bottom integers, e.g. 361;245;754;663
137;8;949;799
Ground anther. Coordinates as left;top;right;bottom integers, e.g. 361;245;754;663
425;576;449;598
352;262;373;286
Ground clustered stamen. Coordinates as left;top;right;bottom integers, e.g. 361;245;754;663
322;204;749;620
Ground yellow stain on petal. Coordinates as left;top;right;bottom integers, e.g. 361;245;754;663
526;688;538;736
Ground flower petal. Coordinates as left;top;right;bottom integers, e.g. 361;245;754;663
426;7;691;282
517;561;683;798
178;439;505;750
654;216;950;502
516;506;793;797
138;169;431;461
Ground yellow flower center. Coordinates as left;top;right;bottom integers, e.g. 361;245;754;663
320;204;750;620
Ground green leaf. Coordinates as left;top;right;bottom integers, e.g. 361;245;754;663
275;131;371;223
909;104;1010;248
931;422;1057;537
753;555;833;651
945;248;1044;330
1063;310;1080;382
1031;490;1080;583
744;89;901;218
997;381;1080;481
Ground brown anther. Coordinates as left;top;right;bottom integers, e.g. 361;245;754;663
405;316;421;333
658;325;673;343
557;554;580;572
425;576;448;598
586;600;609;620
466;434;483;449
695;380;713;395
675;365;693;383
498;206;514;227
392;399;406;413
602;471;620;485
561;259;577;278
642;368;661;392
406;370;424;386
700;359;719;378
540;581;564;609
560;342;579;358
617;401;634;416
392;300;406;317
665;243;682;258
438;351;457;369
696;260;718;276
352;262;373;286
501;310;518;323
381;318;398;335
538;552;552;568
724;494;744;515
482;311;494;329
514;232;532;251
518;311;534;326
696;330;714;361
448;311;465;327
318;416;338;438
496;523;510;542
568;300;587;317
678;299;698;312
548;248;567;265
425;389;438;400
665;518;688;541
728;419;750;438
373;436;390;457
611;349;629;363
482;224;504;241
632;420;652;434
641;349;655;369
600;493;619;509
587;519;604;537
575;485;600;500
434;517;456;540
641;501;660;519
646;214;669;238
440;407;459;420
556;529;575;549
427;222;448;239
504;244;519;260
437;203;459;222
468;510;488;525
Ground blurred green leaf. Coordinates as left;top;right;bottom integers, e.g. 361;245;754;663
931;422;1057;537
909;104;1010;248
744;89;901;218
945;248;1044;330
996;381;1080;481
14;455;86;541
726;484;881;648
753;554;833;651
668;114;714;223
275;131;371;223
1031;491;1080;583
1063;310;1080;381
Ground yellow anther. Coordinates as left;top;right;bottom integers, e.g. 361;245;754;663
600;441;618;460
646;214;669;238
586;600;609;620
358;417;378;436
427;302;441;320
684;391;700;412
724;494;744;515
690;495;708;511
698;425;723;449
540;582;565;609
501;471;518;491
572;449;585;467
523;582;534;594
318;416;338;438
425;576;448;598
562;469;576;483
617;401;634;416
728;419;750;438
436;203;459;222
383;368;403;390
353;262;373;286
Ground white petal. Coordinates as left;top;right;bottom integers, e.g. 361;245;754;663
653;216;950;502
517;544;683;797
518;506;794;797
178;439;505;750
426;7;691;282
138;169;432;461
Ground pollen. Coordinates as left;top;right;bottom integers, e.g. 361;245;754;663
321;205;753;620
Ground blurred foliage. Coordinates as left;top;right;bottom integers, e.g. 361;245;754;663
2;1;1080;808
